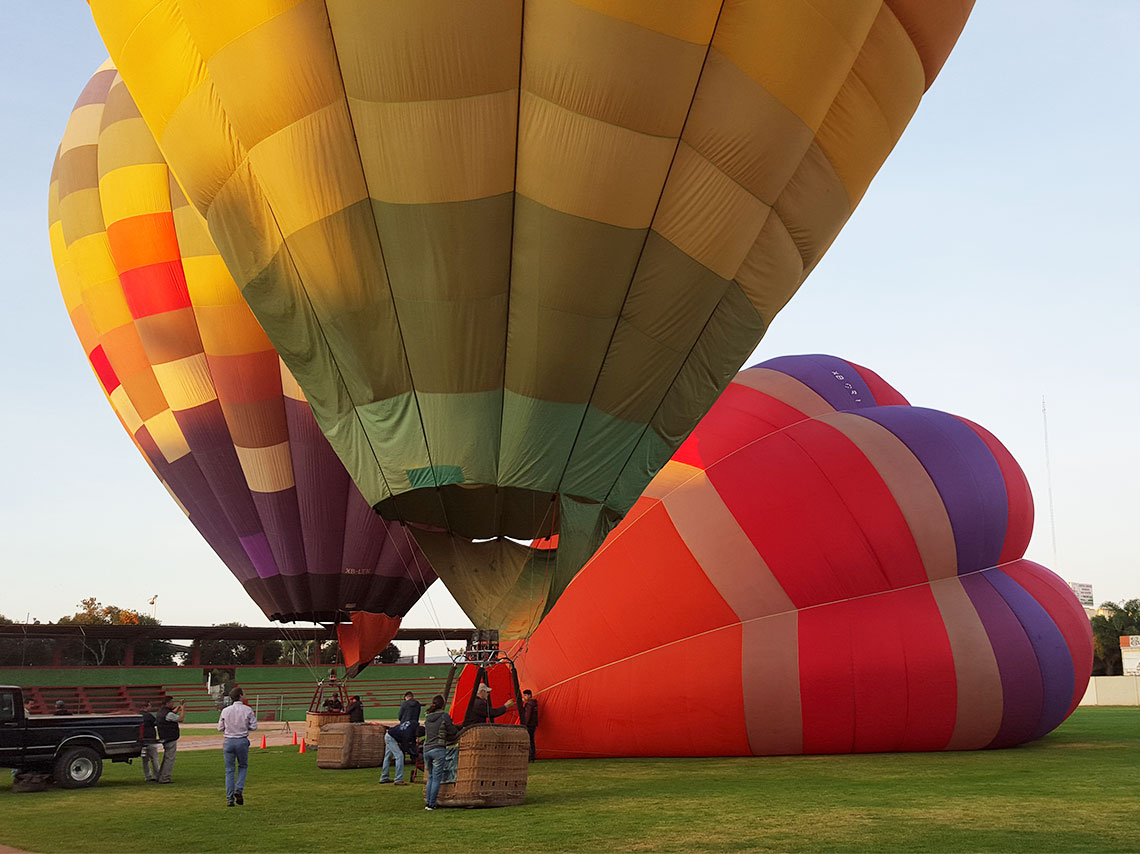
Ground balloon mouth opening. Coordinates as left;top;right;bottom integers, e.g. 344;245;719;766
374;484;562;541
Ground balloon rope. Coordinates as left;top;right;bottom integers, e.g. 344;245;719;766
274;622;323;685
521;495;559;650
394;521;450;650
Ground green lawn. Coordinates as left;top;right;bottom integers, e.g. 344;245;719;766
1;708;1135;853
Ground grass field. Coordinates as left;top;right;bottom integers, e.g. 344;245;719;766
1;707;1135;853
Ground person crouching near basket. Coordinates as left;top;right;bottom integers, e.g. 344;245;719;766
422;695;459;810
379;721;410;786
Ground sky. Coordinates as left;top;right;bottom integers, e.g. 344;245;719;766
1;4;1137;661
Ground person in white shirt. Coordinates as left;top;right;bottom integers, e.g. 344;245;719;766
217;686;258;806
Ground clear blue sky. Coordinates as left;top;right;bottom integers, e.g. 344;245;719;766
1;5;1136;656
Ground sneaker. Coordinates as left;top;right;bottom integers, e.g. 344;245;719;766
234;791;244;805
394;781;407;786
227;799;235;807
425;806;435;811
379;779;392;784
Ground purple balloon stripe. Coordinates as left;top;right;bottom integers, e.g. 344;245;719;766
240;533;279;579
959;572;1044;748
284;396;351;575
984;568;1074;739
753;354;882;411
855;407;1007;575
251;488;308;579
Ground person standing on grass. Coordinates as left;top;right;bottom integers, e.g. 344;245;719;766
521;689;539;761
398;691;421;728
217;686;258;807
156;696;184;783
139;699;161;783
422;694;459;811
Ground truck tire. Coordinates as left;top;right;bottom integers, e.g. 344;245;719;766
54;745;103;789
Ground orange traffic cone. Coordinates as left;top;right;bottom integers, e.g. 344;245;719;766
299;738;306;754
260;734;267;750
292;731;298;746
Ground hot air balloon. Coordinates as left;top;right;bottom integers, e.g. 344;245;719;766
460;355;1093;756
49;63;436;655
89;2;975;636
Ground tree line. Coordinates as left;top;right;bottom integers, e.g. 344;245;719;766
1091;599;1140;676
0;599;400;668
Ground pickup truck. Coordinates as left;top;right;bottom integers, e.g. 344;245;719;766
0;686;144;788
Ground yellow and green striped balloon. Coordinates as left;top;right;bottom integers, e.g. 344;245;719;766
88;0;973;636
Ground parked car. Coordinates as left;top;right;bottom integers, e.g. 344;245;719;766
0;686;143;788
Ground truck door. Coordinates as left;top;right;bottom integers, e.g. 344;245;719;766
0;689;23;767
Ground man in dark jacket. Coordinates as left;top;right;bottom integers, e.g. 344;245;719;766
346;695;365;723
139;699;160;782
156;696;184;783
397;691;421;727
461;683;513;727
520;689;538;761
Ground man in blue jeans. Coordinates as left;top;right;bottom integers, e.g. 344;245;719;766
379;723;409;785
422;694;459;810
217;686;258;807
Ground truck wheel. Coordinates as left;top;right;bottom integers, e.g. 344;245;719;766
54;746;103;789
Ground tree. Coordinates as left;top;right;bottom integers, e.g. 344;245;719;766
188;623;282;666
0;614;53;667
1090;599;1140;676
378;642;401;664
55;598;176;666
279;639;314;666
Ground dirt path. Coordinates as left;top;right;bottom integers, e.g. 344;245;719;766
176;729;304;752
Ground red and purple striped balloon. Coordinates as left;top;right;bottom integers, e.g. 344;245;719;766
475;354;1092;756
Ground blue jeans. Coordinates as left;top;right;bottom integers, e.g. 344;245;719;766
424;747;447;808
380;733;404;782
223;737;249;800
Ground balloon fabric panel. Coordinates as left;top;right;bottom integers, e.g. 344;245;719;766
50;65;436;623
481;355;1091;757
89;1;975;636
1001;560;1094;719
983;569;1074;741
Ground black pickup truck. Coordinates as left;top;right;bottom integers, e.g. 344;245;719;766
0;686;144;788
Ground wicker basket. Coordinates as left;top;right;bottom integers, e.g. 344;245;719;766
13;772;50;793
305;711;350;745
316;722;387;769
435;724;529;808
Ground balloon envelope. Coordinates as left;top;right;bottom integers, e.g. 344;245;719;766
89;2;974;634
49;64;436;624
467;355;1092;756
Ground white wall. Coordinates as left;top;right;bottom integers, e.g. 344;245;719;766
1079;676;1140;706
